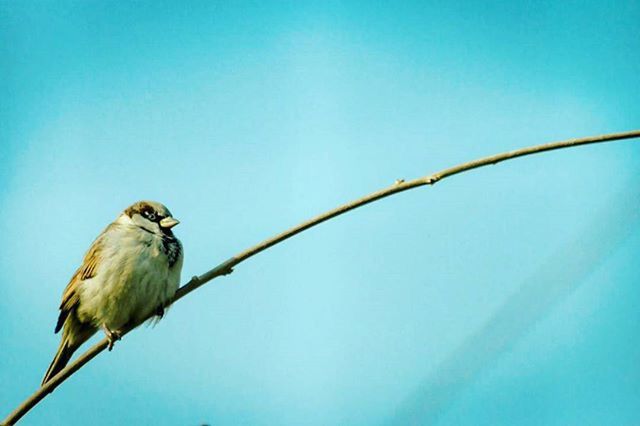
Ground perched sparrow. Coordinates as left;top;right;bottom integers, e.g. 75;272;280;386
42;201;183;385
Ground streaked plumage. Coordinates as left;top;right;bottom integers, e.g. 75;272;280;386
42;201;183;385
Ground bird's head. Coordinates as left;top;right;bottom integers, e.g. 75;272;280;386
119;200;180;236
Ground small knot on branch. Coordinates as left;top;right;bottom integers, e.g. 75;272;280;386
394;178;405;185
424;175;441;185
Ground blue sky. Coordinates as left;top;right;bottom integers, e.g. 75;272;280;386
1;1;639;425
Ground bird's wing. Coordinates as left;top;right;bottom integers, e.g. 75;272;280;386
54;225;111;333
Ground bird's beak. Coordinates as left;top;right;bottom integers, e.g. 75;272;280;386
159;217;180;229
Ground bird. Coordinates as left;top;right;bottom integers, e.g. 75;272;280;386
41;200;184;385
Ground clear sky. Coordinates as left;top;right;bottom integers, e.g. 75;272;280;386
1;1;639;425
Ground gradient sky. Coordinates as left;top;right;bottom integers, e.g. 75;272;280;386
1;1;639;425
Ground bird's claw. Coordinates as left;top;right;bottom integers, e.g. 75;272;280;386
102;326;122;351
155;305;165;319
107;330;121;351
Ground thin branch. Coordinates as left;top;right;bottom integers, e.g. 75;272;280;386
3;129;639;425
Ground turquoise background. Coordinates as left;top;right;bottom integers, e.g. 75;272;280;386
1;1;639;424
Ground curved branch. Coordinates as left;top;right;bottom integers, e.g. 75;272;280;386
3;129;639;425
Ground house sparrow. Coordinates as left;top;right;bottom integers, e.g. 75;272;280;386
42;201;183;385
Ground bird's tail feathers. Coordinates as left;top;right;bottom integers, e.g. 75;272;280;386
41;336;76;386
42;319;94;386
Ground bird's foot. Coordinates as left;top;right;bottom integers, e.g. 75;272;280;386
155;305;165;319
101;325;122;351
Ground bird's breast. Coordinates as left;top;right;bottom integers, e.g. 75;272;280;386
77;227;182;329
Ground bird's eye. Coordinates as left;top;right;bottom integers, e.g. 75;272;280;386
144;210;156;221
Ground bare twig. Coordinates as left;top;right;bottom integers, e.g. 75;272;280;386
3;129;639;425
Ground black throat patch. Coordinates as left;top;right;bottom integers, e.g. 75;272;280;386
161;235;182;268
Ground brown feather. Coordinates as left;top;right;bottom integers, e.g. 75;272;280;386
55;226;109;333
46;225;112;383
